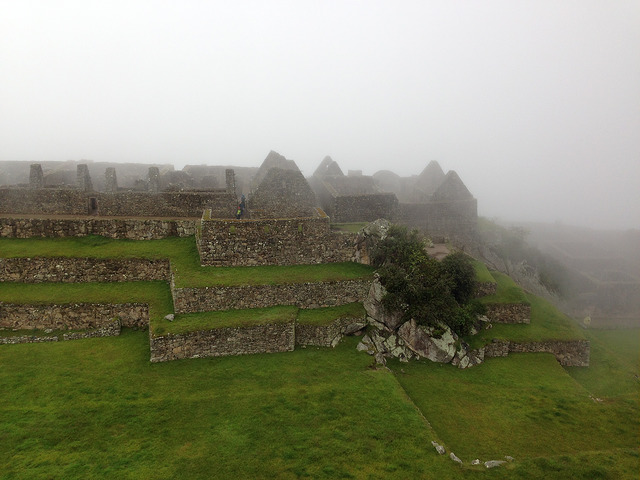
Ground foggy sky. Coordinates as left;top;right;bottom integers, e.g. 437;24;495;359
1;1;638;230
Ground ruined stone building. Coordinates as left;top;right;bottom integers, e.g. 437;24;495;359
309;157;477;242
0;151;478;244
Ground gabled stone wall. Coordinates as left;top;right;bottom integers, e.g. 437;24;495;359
249;168;318;219
332;194;398;223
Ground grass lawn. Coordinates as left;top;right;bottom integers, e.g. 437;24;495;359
565;328;640;398
330;222;368;233
469;293;585;349
472;259;496;284
388;347;639;479
1;331;637;479
153;306;300;336
0;282;173;323
479;271;529;304
0;236;375;288
297;302;365;326
0;333;462;480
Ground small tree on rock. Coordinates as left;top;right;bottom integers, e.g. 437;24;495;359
371;225;483;336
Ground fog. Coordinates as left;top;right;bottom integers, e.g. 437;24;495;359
1;1;638;230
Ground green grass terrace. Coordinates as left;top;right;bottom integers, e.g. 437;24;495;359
467;271;585;349
0;236;375;288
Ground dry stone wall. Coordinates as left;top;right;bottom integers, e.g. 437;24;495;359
171;278;371;314
96;191;236;218
0;217;196;239
149;321;295;362
197;216;356;266
474;281;498;297
484;303;531;324
295;317;363;347
484;339;590;366
0;188;236;218
0;258;170;283
0;188;89;215
0;303;149;330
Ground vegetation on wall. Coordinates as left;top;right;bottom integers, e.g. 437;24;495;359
371;225;484;336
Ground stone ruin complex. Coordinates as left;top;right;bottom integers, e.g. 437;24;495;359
0;150;479;245
0;151;589;369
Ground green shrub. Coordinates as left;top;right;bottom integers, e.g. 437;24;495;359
371;225;481;336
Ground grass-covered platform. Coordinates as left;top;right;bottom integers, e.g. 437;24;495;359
0;236;375;288
467;271;585;350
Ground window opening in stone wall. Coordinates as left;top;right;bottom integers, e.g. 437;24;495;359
88;197;98;215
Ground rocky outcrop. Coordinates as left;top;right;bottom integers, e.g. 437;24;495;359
353;218;391;265
397;319;457;363
363;274;403;331
358;275;480;368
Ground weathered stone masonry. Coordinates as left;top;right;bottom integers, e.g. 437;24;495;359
295;316;363;348
484;339;590;367
197;214;356;267
0;188;236;219
0;303;149;330
484;303;531;324
0;258;170;283
171;278;372;314
149;322;296;362
0;217;197;239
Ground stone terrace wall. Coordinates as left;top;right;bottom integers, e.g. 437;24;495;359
0;217;196;239
484;303;531;324
332;194;399;223
0;188;236;219
171;278;371;314
197;216;356;266
97;192;236;218
0;303;149;330
295;316;363;348
149;322;295;362
484;339;590;367
0;188;89;215
0;258;170;283
474;281;498;297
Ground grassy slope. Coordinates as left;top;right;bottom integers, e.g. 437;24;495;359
472;259;496;284
0;334;460;480
479;271;529;304
1;330;637;479
389;325;639;479
1;235;637;478
467;271;585;348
